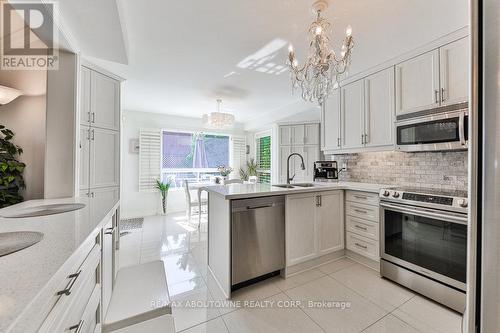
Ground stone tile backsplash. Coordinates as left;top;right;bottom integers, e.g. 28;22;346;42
332;151;468;191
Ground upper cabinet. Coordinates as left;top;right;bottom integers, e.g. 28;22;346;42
304;124;320;145
395;50;440;115
81;67;121;130
341;80;365;149
364;68;395;148
396;37;468;115
439;38;469;105
321;89;341;152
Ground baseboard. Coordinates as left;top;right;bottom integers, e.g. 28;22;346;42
283;250;345;277
345;250;380;271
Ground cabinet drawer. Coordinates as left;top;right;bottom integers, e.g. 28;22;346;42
346;191;379;206
346;232;379;262
39;245;101;333
346;216;379;241
346;201;379;222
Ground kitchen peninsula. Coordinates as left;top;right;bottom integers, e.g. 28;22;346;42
203;181;389;298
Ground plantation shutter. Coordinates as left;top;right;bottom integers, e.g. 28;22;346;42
231;136;247;172
256;135;271;184
139;128;162;191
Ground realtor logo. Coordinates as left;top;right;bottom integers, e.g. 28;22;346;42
1;0;59;70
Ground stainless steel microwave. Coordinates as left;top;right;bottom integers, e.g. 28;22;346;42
396;109;468;152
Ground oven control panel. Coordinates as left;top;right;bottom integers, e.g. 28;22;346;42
401;193;453;205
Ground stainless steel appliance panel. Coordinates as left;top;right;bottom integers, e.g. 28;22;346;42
231;196;285;285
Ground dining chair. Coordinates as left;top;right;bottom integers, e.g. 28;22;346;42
222;179;244;185
183;180;207;222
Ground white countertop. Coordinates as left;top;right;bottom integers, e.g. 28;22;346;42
0;196;119;333
202;181;390;200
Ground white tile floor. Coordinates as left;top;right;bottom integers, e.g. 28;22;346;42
119;212;464;333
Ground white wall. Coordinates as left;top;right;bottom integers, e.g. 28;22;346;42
0;69;47;200
121;110;246;218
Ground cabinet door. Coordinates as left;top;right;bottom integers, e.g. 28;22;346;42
317;191;344;254
342;80;365;149
91;187;119;225
90;128;120;188
279;126;292;145
304;123;320;145
364;68;395;147
79;127;90;190
440;38;468;105
286;194;317;266
322;89;341;151
80;67;92;125
303;145;319;181
291;125;305;145
102;216;115;317
395;50;440;115
91;71;120;130
291;146;305;182
279;146;292;183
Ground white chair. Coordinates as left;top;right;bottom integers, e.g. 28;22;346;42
248;176;258;184
222;179;244;185
183;180;207;222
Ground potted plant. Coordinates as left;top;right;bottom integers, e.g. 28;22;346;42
155;179;171;215
217;165;233;182
239;158;257;181
0;125;25;208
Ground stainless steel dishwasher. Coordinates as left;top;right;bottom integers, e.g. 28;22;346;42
231;195;285;288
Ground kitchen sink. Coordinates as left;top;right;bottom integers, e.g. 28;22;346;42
0;231;44;257
0;203;85;218
292;183;316;187
273;184;296;189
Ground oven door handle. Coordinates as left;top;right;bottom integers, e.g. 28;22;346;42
459;112;466;146
380;202;468;225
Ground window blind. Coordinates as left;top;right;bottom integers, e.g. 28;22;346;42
231;136;247;171
139;129;162;191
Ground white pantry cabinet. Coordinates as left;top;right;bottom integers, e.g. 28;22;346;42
321;89;341;151
90;128;120;189
395;50;440;115
341;80;365;149
286;190;344;267
79;127;91;190
439;37;469;105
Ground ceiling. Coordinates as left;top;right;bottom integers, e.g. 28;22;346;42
58;0;468;129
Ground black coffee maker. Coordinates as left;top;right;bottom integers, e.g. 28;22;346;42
313;161;339;181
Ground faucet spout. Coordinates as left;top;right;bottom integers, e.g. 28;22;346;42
287;153;306;184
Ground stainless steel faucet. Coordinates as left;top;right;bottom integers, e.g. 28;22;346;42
287;153;306;184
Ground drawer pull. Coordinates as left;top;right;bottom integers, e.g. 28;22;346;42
354;195;368;200
355;242;368;249
354;208;368;214
57;270;81;296
69;320;84;333
105;226;116;235
354;225;368;231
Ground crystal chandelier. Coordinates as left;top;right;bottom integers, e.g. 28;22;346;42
202;99;235;128
287;0;354;104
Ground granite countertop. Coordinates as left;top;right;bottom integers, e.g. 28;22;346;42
0;196;119;333
202;181;391;200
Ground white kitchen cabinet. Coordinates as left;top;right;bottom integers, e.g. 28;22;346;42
286;193;318;266
80;67;92;125
303;145;319;181
286;190;344;267
342;80;365;149
322;89;341;151
440;37;468;105
291;146;305;181
102;216;116;318
91;70;121;130
317;191;344;255
279;146;292;183
395;50;440;115
291;125;305;145
364;68;395;148
90;128;120;189
79;127;91;190
304;124;320;145
91;187;120;224
279;125;292;146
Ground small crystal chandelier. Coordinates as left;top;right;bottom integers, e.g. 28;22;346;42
287;0;354;104
202;99;235;128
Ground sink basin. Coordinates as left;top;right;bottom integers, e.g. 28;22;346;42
0;203;85;218
292;183;316;187
0;231;44;257
273;184;295;189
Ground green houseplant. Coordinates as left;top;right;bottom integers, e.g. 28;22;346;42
0;125;25;208
239;158;258;181
155;179;171;215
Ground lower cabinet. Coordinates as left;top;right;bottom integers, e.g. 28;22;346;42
286;190;344;267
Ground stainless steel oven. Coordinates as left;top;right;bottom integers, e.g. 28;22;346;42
396;109;468;152
379;188;468;313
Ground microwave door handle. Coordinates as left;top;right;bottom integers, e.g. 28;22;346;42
459;112;466;146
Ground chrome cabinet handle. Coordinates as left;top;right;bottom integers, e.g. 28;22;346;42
105;226;116;235
91;112;96;123
57;270;81;296
355;242;367;249
337;137;341;147
361;134;364;145
354;208;368;214
355;225;368;231
354;195;368;200
434;90;440;104
87;112;91;123
318;195;322;207
69;320;84;333
441;88;446;102
364;133;368;144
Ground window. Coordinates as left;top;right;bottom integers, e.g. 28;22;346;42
162;131;231;187
256;134;271;184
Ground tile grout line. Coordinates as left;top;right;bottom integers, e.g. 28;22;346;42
281;291;328;333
